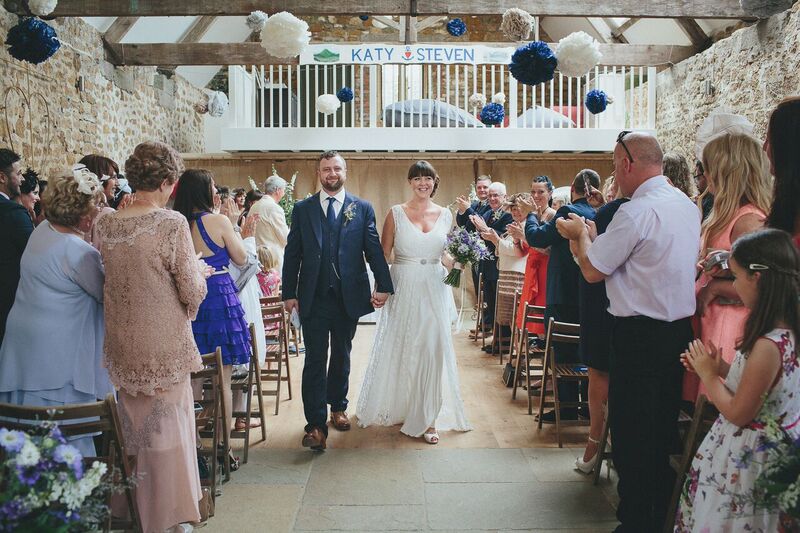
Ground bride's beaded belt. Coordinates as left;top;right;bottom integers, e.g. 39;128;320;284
393;256;442;265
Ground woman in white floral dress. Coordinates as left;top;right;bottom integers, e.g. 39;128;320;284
675;229;800;532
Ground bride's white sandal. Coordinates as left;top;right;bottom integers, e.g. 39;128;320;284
423;429;439;445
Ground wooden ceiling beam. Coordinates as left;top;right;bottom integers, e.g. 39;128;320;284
676;18;711;48
180;15;217;43
10;0;752;19
103;16;139;42
104;41;697;67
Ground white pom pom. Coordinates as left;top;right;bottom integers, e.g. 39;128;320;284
260;11;311;59
492;92;506;105
606;94;615;104
246;11;268;32
501;8;533;41
468;93;486;109
555;31;602;78
207;91;229;118
28;0;57;16
317;94;341;115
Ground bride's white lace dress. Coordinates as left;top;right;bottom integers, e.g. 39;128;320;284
356;205;472;437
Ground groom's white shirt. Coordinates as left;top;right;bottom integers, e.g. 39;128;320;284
318;188;346;218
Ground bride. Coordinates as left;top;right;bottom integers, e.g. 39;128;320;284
356;161;471;444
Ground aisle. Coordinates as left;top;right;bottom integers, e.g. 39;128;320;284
206;326;619;532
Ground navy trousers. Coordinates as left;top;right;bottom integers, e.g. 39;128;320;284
301;289;358;436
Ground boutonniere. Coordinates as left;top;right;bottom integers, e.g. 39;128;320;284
343;202;357;225
491;209;504;223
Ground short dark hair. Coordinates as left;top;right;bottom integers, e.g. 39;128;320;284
21;168;39;194
475;175;492;184
78;154;119;180
318;150;343;168
233;187;246;198
0;148;21;176
173;169;215;224
532;175;554;192
407;160;440;198
572;169;601;195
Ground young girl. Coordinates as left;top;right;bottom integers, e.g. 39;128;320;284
257;245;281;297
675;228;800;532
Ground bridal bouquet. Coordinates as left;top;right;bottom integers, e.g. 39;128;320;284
0;422;116;531
751;418;800;530
443;226;491;288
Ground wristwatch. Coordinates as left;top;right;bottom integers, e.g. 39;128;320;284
233;226;241;234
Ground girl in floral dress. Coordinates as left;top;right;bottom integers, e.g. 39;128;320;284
675;229;800;532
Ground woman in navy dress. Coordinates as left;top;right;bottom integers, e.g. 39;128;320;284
174;169;253;456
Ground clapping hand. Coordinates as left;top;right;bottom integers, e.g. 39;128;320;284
517;196;535;217
371;291;389;308
506;221;525;241
555;213;588;241
196;252;215;279
480;228;500;244
469;214;489;233
117;193;135;210
681;339;720;380
241;213;259;239
456;195;471;214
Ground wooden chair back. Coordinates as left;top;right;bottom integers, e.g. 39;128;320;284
194;347;226;487
511;304;546;413
229;323;267;463
260;303;292;414
0;395;141;532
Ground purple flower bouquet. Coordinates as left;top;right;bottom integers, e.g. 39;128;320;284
443;226;492;288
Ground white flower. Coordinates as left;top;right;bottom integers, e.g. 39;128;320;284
0;427;26;452
492;92;506;105
28;0;57;16
555;31;602;78
72;164;101;196
316;94;341;115
260;11;311;59
16;439;41;467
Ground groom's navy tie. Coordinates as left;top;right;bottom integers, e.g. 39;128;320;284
326;196;336;226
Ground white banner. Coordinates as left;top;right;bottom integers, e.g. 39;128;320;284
300;43;514;65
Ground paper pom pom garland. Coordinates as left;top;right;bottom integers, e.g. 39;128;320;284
447;18;467;37
28;0;58;16
501;8;533;41
509;41;557;86
207;91;229;117
359;15;370;21
317;94;341;115
555;31;602;78
585;89;613;115
739;0;793;18
480;103;505;126
246;11;268;32
336;87;354;103
5;17;60;64
260;11;311;58
492;92;506;105
468;93;486;110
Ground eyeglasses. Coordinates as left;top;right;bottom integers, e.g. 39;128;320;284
616;130;635;163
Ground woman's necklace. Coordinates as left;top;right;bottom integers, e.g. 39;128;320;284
133;198;161;210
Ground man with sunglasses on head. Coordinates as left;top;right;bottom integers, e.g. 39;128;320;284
557;131;700;533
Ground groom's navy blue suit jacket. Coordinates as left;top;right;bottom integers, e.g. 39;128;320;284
282;191;393;320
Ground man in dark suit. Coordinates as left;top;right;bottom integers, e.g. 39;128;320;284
456;175;492;335
0;149;32;345
524;169;600;420
469;182;514;347
283;150;393;451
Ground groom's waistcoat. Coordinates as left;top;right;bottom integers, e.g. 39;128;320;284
315;205;344;297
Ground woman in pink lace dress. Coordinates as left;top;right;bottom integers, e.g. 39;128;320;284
96;142;208;533
683;132;772;401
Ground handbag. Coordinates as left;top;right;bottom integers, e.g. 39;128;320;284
502;362;516;388
233;252;260;293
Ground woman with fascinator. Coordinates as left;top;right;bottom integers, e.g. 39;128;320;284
0;167;113;457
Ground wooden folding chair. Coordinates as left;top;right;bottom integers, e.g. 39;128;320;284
593;403;613;485
261;295;302;357
504;290;522;366
260;303;292;415
511;303;547;415
229;323;267;463
470;272;488;343
196;347;234;483
537;317;589;447
663;395;719;533
0;395;141;532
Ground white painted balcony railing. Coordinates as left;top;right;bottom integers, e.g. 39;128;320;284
222;62;657;153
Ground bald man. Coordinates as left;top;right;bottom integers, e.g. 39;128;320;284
557;132;700;533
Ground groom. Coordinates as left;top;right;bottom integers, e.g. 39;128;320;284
283;150;393;450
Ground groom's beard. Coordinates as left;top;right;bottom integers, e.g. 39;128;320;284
322;179;344;193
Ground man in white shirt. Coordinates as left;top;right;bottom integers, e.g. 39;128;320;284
557;132;701;533
249;175;290;272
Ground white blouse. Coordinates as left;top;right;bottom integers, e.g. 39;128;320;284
496;235;527;274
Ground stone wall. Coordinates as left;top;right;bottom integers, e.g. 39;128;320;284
655;4;800;161
0;11;206;178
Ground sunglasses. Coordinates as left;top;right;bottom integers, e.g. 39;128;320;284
616;130;635;163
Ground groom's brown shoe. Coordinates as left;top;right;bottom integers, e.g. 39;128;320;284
330;411;351;431
302;428;326;451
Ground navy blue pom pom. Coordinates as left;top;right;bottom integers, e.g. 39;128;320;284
336;87;354;103
359;15;370;21
509;41;557;86
585;89;608;114
5;17;61;65
480;103;505;126
447;18;467;37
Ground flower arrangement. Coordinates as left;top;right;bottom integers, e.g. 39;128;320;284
751;419;800;528
446;18;467;37
0;423;118;531
273;165;300;225
342;202;357;225
443;227;492;287
509;41;557;86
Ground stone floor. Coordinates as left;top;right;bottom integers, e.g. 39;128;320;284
204;325;619;532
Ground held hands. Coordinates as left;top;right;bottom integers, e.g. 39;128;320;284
371;291;389;309
241;213;259;239
555;213;588;241
456;195;471;214
681;339;721;381
284;298;299;316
